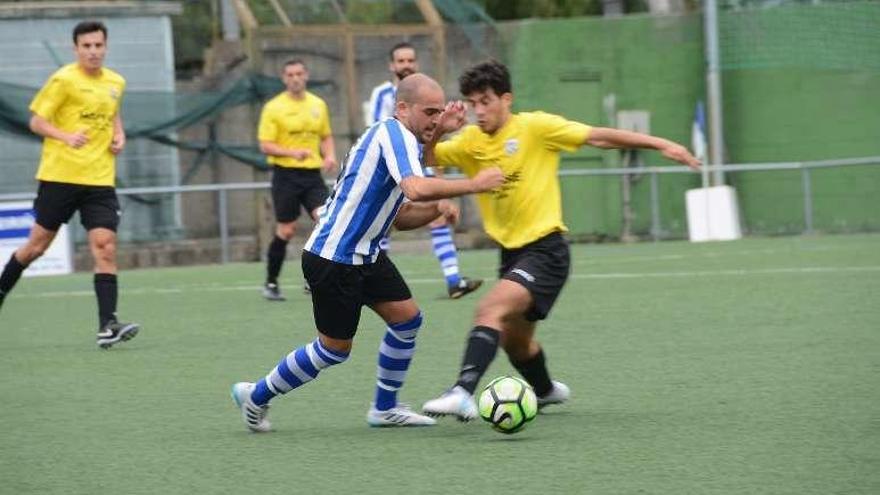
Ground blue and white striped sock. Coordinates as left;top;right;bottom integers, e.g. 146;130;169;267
374;312;423;411
430;226;460;288
251;338;349;406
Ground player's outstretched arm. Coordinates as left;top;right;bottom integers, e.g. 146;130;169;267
399;167;503;202
585;127;701;170
393;199;459;231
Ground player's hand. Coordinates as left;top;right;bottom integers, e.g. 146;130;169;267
322;157;337;174
660;141;701;170
65;129;89;149
437;199;460;225
470;166;505;193
110;132;126;154
437;100;467;134
291;149;312;160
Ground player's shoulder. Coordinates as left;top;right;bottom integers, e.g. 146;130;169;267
47;63;80;83
518;110;566;125
456;124;488;144
101;67;126;86
379;117;407;136
517;111;579;136
379;118;418;146
370;80;394;96
263;91;289;109
305;90;327;105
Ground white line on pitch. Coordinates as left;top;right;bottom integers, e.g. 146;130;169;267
13;265;880;300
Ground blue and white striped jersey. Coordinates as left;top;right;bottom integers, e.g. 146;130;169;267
364;81;395;127
304;118;424;265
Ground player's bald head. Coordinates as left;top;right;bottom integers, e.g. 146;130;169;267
393;73;447;144
395;73;443;105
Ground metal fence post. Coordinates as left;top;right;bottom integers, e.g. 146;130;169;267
801;165;814;234
218;188;229;263
650;171;661;241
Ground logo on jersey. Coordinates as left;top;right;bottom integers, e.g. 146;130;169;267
109;88;119;100
504;139;519;155
311;107;320;119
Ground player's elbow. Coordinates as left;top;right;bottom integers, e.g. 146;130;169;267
399;178;429;202
28;115;42;134
392;217;413;231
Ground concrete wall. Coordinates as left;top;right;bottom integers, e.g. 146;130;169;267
505;4;880;237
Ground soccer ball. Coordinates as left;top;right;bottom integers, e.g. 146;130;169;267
478;376;538;434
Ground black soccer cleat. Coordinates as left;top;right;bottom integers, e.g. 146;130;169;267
262;283;286;301
448;277;483;300
97;321;140;349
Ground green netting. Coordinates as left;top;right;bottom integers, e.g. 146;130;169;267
719;1;880;71
0;74;334;172
246;0;492;25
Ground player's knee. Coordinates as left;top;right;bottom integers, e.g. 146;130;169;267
276;224;296;240
474;300;509;327
92;240;116;264
318;334;353;356
501;338;534;361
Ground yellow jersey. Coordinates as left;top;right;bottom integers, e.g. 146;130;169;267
29;63;126;187
258;91;332;169
434;112;592;249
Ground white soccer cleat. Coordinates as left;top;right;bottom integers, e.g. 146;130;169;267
367;404;437;427
537;380;570;409
231;382;272;433
421;385;478;421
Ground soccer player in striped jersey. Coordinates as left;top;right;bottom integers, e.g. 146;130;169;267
231;73;504;431
422;60;701;420
365;42;483;299
0;21;139;349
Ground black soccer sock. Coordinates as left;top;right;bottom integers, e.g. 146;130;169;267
0;253;28;299
454;326;501;395
511;347;554;397
266;235;289;285
94;273;118;329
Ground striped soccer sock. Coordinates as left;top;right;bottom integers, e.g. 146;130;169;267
430;226;461;288
251;338;349;406
374;312;423;411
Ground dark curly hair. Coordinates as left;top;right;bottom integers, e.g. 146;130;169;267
459;59;511;97
72;21;107;44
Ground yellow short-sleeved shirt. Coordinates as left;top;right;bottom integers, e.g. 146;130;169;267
30;63;126;187
434;112;592;249
258;91;332;169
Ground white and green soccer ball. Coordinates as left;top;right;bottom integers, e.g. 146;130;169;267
478;376;538;434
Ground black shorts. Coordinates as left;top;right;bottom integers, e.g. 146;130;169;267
499;232;571;321
271;168;329;223
302;250;412;340
33;180;120;232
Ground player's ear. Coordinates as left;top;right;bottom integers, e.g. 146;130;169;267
395;100;407;119
501;92;513;108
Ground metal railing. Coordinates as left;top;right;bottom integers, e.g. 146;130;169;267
1;155;878;263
